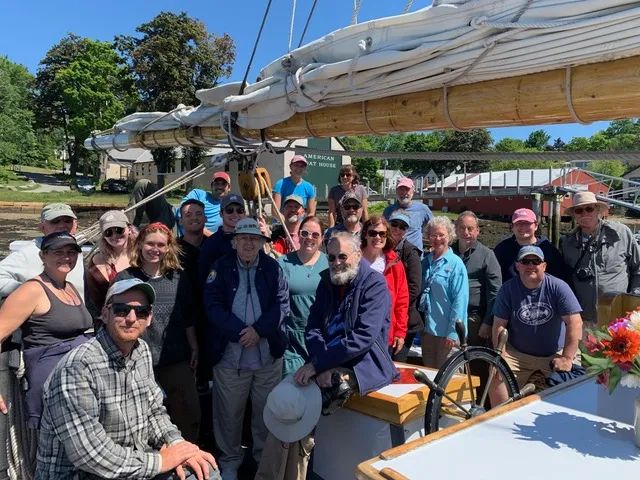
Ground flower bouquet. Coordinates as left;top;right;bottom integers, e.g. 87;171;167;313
581;309;640;393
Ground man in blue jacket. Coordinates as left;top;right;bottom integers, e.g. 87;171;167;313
203;218;289;480
294;232;398;396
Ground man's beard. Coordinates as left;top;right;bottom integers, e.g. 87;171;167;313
345;213;359;224
286;215;299;224
397;197;411;207
330;263;359;285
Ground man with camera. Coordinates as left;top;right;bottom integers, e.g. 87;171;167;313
560;191;640;327
489;246;583;406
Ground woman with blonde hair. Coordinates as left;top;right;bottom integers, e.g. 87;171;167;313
115;222;201;441
86;210;136;316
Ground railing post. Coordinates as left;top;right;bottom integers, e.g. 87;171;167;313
517;169;521;195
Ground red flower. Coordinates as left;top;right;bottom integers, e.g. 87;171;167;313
596;371;609;386
583;334;602;354
602;328;640;365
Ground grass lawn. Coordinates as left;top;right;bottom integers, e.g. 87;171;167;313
0;190;129;205
368;200;457;220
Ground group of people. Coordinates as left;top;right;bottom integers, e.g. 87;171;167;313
0;152;638;480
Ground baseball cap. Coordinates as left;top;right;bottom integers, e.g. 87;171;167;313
389;210;411;227
41;203;77;222
283;194;304;207
104;278;156;305
221;193;245;210
99;210;129;232
339;191;362;207
233;218;271;240
290;155;308;165
40;231;81;252
212;171;231;184
396;177;414;189
512;208;537;224
517;245;545;262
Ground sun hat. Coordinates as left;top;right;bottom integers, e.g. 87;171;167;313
511;208;537;224
389;210;411;227
104;278;156;305
233;218;271;241
283;194;304;207
517;245;545;262
263;374;322;443
211;171;231;184
396;177;414;189
565;191;608;215
41;203;77;222
220;193;245;210
40;231;81;252
290;155;308;165
99;210;129;232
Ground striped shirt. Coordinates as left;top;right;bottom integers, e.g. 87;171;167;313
36;328;183;479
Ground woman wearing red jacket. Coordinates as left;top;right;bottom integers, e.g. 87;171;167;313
361;215;409;359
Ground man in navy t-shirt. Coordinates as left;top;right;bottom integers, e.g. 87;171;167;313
489;245;583;406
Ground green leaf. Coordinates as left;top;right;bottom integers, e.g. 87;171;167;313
581;351;614;369
608;367;622;394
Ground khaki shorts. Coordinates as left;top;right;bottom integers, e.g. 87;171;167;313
502;344;560;389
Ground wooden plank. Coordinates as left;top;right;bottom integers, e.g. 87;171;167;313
103;56;640;149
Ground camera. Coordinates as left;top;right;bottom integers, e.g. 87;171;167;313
575;267;594;281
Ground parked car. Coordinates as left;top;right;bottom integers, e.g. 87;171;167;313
75;177;96;194
101;179;129;193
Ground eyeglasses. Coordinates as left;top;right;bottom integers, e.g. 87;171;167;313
390;221;408;230
300;230;321;239
224;206;245;215
573;205;596;215
367;230;387;238
342;203;360;211
328;253;349;263
111;303;152;319
104;227;125;238
519;258;544;266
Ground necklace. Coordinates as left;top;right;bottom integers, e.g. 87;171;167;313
42;272;77;305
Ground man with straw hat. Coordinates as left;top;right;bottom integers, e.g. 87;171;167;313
560;191;640;326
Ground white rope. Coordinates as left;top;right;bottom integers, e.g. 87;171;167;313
288;0;297;52
403;0;413;14
351;0;362;25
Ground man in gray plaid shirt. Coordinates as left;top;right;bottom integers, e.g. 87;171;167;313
36;278;220;480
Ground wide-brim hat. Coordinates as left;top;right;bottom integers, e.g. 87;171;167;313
565;191;608;215
263;374;322;442
233;218;271;240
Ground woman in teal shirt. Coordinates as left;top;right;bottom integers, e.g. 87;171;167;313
277;215;329;376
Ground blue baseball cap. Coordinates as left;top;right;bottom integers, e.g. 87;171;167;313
389;210;411;227
221;193;245;210
104;278;156;305
517;245;545;262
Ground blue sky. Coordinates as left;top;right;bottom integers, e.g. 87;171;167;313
1;0;608;142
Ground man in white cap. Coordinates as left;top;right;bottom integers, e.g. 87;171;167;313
272;155;316;216
272;194;305;255
0;203;84;299
560;191;640;326
383;177;432;253
179;171;232;235
203;218;289;480
37;278;220;479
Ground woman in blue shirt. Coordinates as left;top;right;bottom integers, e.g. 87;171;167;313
419;216;469;369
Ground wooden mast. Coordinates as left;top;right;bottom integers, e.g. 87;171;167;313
97;55;640;149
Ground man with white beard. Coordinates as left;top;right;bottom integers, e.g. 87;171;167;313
294;233;398;397
383;177;433;253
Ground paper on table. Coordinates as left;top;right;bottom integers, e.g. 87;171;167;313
376;369;437;398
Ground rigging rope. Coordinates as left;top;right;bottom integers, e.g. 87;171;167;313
352;0;362;25
297;0;318;48
239;0;273;95
403;0;413;14
288;0;297;52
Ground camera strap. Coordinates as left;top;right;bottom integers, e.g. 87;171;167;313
571;231;604;272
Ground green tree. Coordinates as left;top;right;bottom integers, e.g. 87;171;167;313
524;129;551;150
494;138;537;152
0;56;52;166
564;136;592;151
116;12;235;186
437;128;493;173
339;135;382;191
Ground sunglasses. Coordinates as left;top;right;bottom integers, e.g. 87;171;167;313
573;205;596;215
367;230;387;238
49;217;74;225
300;230;321;239
519;258;544;266
104;227;125;238
224;206;245;215
340;173;353;178
342;203;360;211
390;221;408;230
111;303;152;319
328;253;349;263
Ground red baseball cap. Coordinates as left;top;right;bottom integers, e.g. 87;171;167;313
212;171;231;184
512;208;537;224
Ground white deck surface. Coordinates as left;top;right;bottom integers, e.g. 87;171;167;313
371;379;639;479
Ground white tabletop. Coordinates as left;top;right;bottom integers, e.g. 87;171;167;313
370;378;639;479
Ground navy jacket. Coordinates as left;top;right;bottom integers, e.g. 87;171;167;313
198;228;234;285
306;259;399;395
494;235;569;284
203;251;289;367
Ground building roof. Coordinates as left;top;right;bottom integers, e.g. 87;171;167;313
432;167;587;189
108;148;153;163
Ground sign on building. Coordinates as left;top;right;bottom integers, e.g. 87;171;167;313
300;138;342;200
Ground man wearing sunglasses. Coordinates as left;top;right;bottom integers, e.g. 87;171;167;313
38;278;221;479
489;246;583;406
323;191;364;248
560;191;640;326
0;203;84;299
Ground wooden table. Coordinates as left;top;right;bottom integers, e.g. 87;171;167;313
357;376;639;480
310;364;478;480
